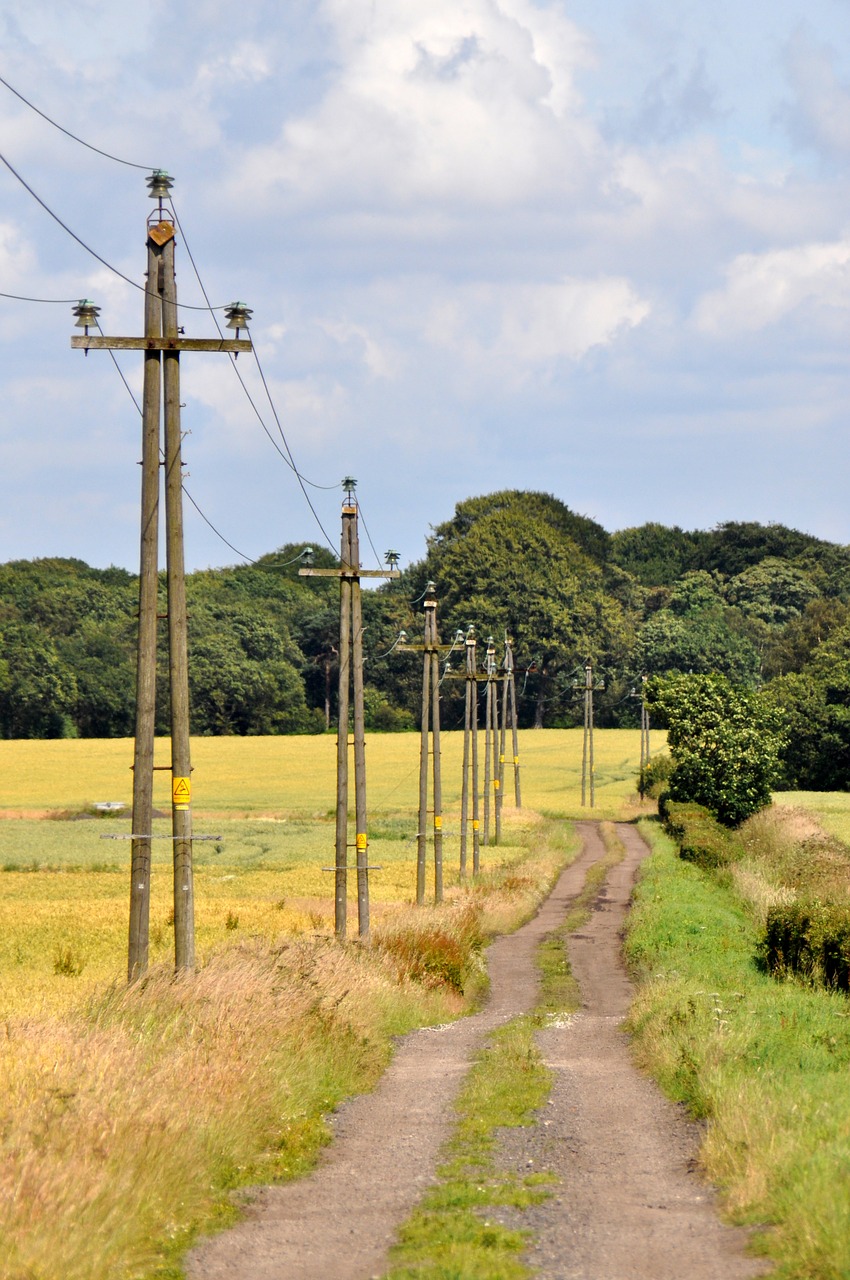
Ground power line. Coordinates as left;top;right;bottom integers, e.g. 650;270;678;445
0;149;225;312
247;325;337;552
356;498;387;573
170;201;340;559
95;319;305;569
181;488;316;570
0;72;154;170
169;204;320;476
0;289;81;303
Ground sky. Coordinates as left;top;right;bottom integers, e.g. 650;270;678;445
2;0;850;573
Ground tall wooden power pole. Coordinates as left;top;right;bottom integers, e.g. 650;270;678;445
418;584;444;903
483;636;498;845
580;658;604;808
72;171;251;978
396;584;454;904
639;674;651;795
299;480;399;937
503;638;521;808
459;627;480;879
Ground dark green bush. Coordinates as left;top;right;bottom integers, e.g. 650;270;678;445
638;752;673;799
763;899;850;993
663;800;745;872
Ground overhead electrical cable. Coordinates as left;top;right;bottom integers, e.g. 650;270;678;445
355;498;388;573
0;149;226;312
0;72;154;170
97;321;311;571
246;325;337;552
0;289;82;303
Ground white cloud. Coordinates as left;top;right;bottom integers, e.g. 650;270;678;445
231;0;598;208
423;275;649;387
694;236;850;335
783;28;850;163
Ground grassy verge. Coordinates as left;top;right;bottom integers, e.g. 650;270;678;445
0;816;570;1280
625;817;850;1280
384;823;629;1279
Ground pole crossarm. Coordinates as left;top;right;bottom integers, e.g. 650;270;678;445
299;568;400;579
71;336;251;352
396;642;457;653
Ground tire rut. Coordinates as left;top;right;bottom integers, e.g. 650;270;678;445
187;822;770;1279
186;835;600;1280
495;821;771;1279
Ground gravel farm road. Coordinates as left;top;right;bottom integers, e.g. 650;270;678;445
187;821;771;1280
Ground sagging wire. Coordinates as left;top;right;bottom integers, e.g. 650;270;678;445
246;325;337;552
0;148;226;312
0;290;82;303
95;320;315;571
374;630;408;660
355;497;387;574
0;72;154;170
438;628;466;688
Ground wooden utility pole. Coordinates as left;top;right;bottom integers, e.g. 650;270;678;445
483;636;498;845
459;627;480;879
639;674;651;795
418;584;444;903
299;481;399;937
396;585;455;904
580;658;604;808
72;171;251;978
503;638;521;808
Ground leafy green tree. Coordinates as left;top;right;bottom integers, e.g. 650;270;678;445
647;673;786;825
762;598;850;679
421;495;632;727
634;591;759;683
429;490;611;565
0;623;78;738
725;558;819;626
764;624;850;789
610;523;704;586
695;521;825;577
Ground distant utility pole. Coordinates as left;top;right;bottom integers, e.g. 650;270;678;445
639;675;651;797
483;636;499;845
408;583;447;904
502;637;521;808
580;658;604;808
396;585;459;904
299;480;399;938
459;627;480;879
72;170;251;980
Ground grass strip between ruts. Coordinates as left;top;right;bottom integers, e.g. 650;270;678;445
383;822;627;1279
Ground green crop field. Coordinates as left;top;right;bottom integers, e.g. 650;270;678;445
0;729;654;1016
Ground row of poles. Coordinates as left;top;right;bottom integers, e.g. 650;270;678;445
306;496;525;942
72;175;652;975
403;587;522;913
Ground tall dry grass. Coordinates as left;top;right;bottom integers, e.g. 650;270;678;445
0;815;572;1280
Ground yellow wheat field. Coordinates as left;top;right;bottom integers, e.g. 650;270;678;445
0;729;654;1015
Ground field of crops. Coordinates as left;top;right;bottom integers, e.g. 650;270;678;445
0;729;651;1016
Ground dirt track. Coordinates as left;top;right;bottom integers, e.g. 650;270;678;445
187;821;770;1280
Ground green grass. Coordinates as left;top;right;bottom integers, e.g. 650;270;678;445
384;1016;555;1280
625;817;850;1278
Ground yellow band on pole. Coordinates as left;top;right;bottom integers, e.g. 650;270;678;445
434;815;442;830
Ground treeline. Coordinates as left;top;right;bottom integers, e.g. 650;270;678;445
3;490;850;787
